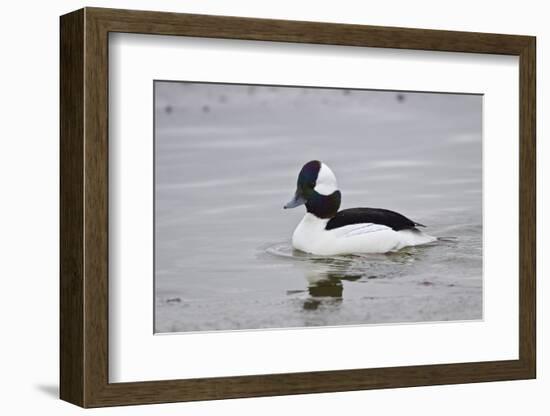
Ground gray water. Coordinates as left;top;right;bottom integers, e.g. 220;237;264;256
154;82;482;333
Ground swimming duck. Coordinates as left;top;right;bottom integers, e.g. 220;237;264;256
284;160;436;255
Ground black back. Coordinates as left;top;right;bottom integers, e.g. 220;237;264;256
325;207;424;231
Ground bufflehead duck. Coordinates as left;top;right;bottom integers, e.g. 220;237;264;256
284;160;436;255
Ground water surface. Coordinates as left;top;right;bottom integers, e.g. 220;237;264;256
154;82;482;333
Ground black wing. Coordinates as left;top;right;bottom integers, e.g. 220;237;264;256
325;207;425;231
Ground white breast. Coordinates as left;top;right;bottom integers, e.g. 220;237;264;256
292;213;436;255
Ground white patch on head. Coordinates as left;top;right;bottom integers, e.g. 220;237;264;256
314;163;338;195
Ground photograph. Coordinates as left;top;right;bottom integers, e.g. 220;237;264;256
154;81;483;333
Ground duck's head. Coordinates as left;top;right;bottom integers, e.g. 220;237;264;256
284;160;341;219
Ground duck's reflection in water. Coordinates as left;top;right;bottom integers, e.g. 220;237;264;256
279;245;420;311
299;256;364;311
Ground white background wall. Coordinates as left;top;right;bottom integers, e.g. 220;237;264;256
0;0;545;414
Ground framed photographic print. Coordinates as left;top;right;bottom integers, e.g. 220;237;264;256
60;7;536;408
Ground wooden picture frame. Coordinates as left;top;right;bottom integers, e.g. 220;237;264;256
60;7;536;408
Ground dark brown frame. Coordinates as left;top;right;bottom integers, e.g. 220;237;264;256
60;7;536;408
